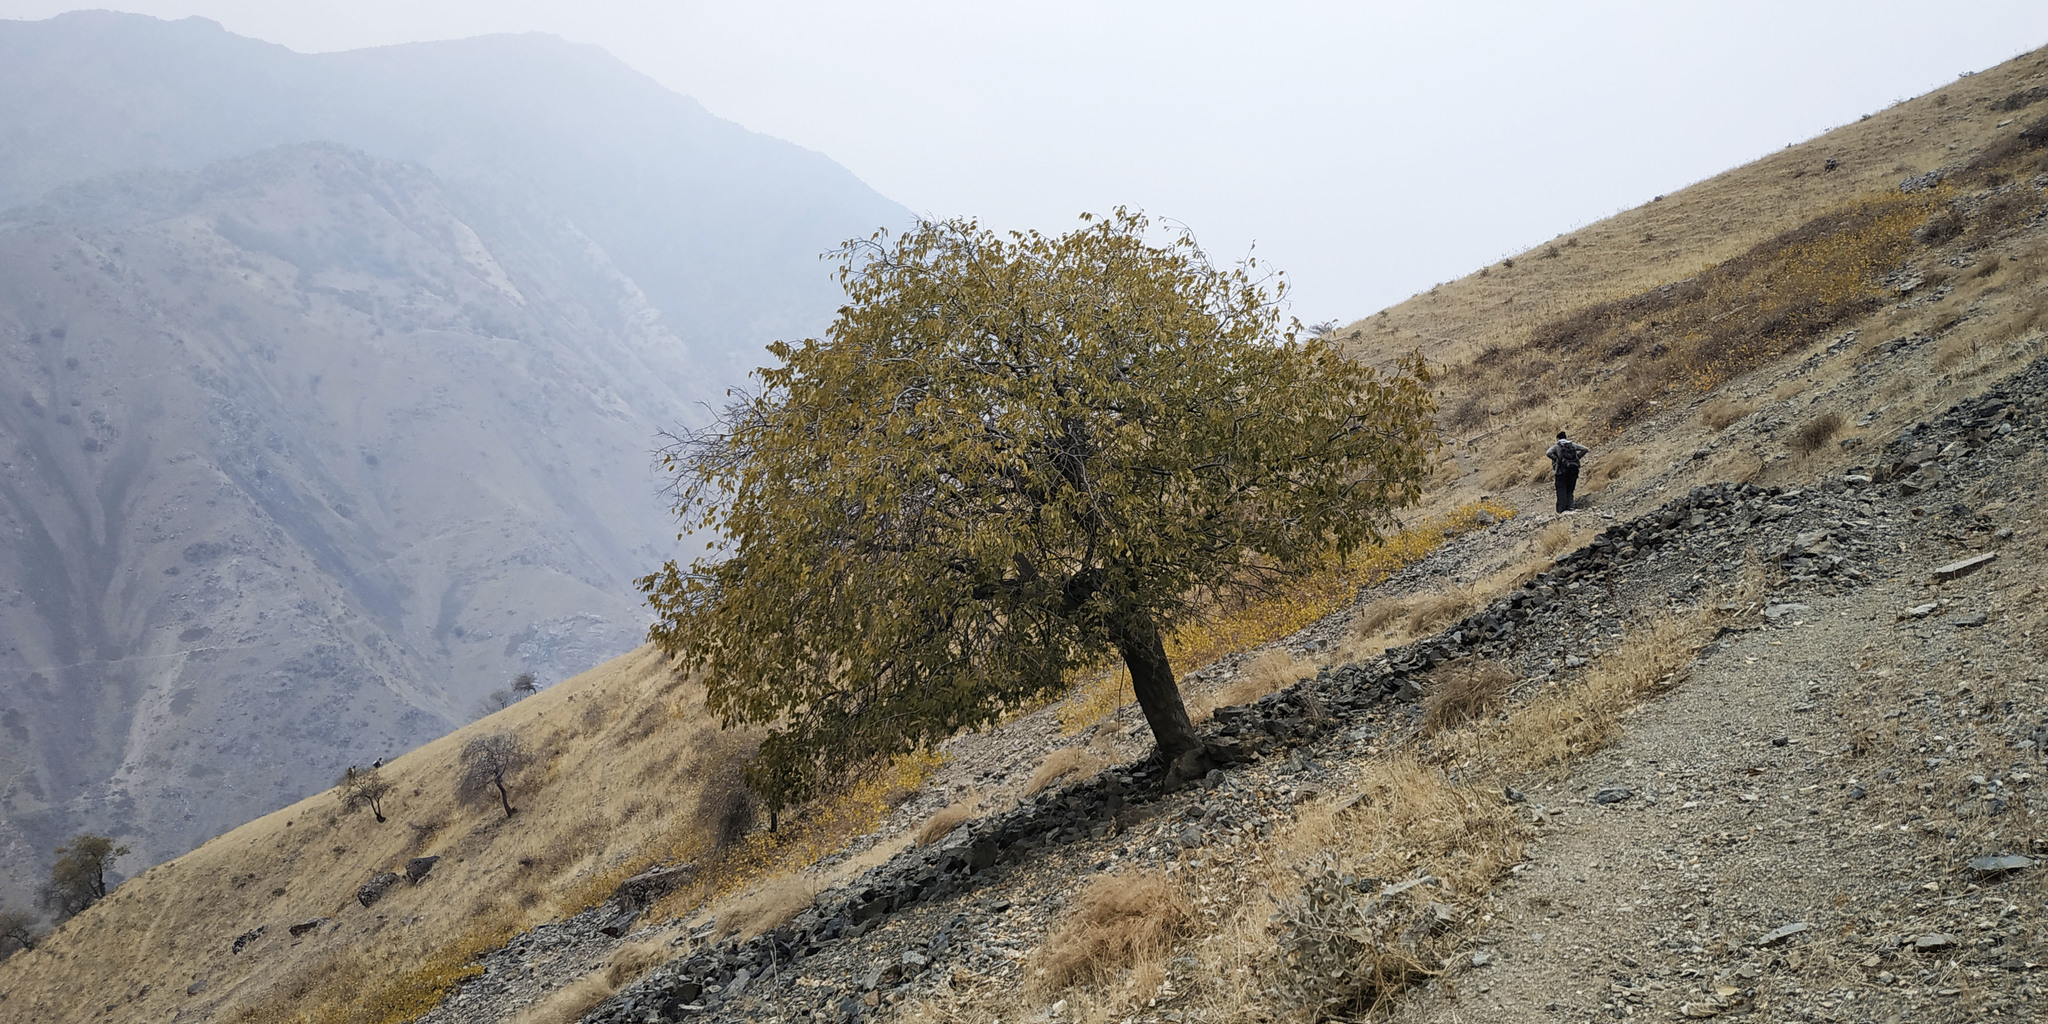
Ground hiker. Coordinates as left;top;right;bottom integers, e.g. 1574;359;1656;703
1546;430;1590;514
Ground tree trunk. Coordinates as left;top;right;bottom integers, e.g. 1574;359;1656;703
1109;610;1206;774
493;777;517;817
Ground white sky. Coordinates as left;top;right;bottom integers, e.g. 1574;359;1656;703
7;2;2048;325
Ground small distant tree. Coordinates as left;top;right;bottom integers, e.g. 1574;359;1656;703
457;732;531;818
337;765;395;823
510;672;540;697
41;833;129;919
0;907;41;957
475;689;515;718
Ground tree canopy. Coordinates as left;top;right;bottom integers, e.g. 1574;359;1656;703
42;833;128;919
642;211;1434;809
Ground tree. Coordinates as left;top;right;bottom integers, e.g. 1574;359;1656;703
641;211;1434;811
457;732;531;817
510;672;541;697
42;833;129;919
338;765;395;823
0;907;41;957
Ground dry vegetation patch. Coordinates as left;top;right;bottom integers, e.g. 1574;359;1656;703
1024;873;1196;1000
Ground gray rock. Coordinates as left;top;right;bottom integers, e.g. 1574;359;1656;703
1902;602;1940;619
1762;603;1810;622
1756;922;1810;946
1178;825;1205;848
1952;611;1988;627
356;871;401;909
1966;854;2036;877
1914;933;1960;950
613;863;695;905
287;917;329;938
405;856;441;883
1931;552;1998;581
1593;786;1635;805
186;978;209;996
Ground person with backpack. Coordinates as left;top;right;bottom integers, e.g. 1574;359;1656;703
1546;430;1590;514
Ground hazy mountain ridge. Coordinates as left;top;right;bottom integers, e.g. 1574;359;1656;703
0;9;909;377
0;9;910;912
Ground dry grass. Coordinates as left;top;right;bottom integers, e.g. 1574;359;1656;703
1023;749;1108;798
1478;461;1526;491
1789;409;1847;455
713;875;815;941
508;939;673;1024
1024;873;1196;999
1403;590;1474;635
1537;521;1575;556
1421;660;1517;734
1212;648;1310;708
1700;398;1753;431
1350;597;1406;638
915;793;982;846
1595;447;1638;481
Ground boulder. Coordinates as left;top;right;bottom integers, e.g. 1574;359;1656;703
613;863;696;907
288;917;329;938
405;856;440;883
356;871;401;908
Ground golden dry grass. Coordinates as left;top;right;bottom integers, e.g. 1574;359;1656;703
1350;597;1406;638
712;875;816;941
915;793;982;846
1700;398;1753;431
1023;749;1108;798
1403;590;1474;635
1421;660;1518;734
1024;873;1196;1000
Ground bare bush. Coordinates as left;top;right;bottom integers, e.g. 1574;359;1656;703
457;732;533;818
1403;592;1472;635
1026;873;1195;998
1422;661;1517;734
692;730;760;850
1790;410;1846;454
337;765;394;823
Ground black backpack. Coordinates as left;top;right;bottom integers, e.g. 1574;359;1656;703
1556;442;1583;472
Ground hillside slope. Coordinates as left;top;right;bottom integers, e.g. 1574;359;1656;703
2;35;2045;1024
0;143;713;909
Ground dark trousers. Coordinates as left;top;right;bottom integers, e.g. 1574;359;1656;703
1555;467;1579;513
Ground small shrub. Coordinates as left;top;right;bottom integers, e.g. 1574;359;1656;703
1789;410;1846;454
716;876;815;940
1403;592;1472;635
1598;449;1638;481
1349;598;1405;639
1422;661;1517;734
916;794;980;846
1536;522;1573;556
1699;398;1752;431
1025;749;1106;798
1026;873;1195;998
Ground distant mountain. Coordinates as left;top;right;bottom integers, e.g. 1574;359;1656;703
0;12;912;911
0;9;909;378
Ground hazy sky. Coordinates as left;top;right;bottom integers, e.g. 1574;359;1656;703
6;2;2048;324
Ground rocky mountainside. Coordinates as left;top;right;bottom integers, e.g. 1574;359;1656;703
0;11;911;911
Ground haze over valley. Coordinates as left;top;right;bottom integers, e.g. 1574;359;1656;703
0;11;910;908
